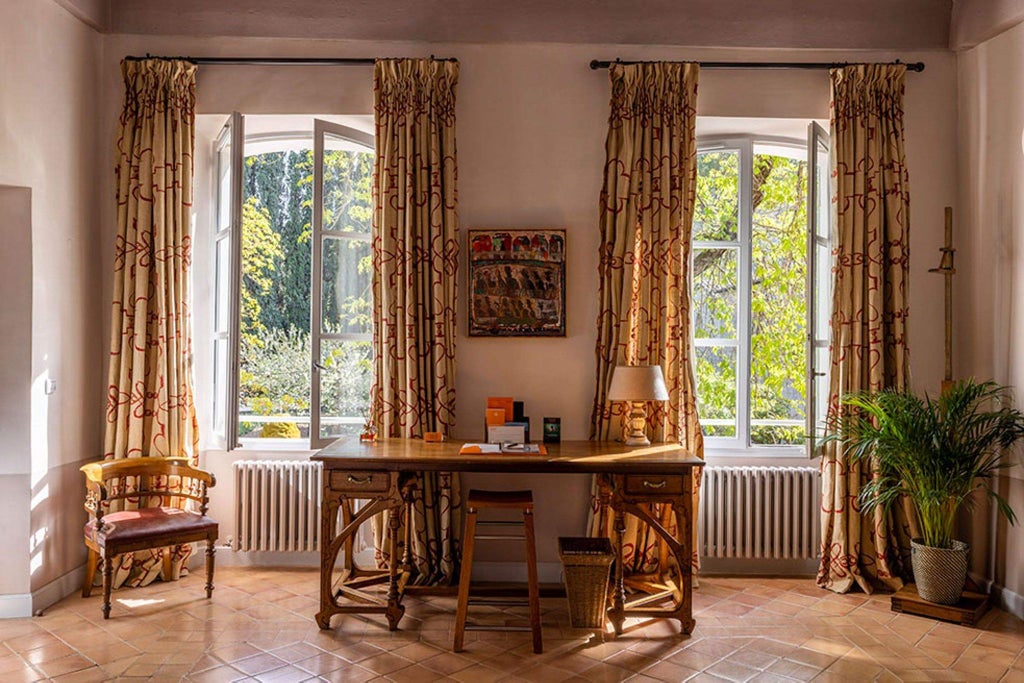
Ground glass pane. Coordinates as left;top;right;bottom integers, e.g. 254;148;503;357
238;327;310;440
695;346;737;438
750;152;808;446
215;235;230;333
692;248;738;338
694;150;739;241
322;134;373;235
814;240;831;340
815;138;830;239
322;237;372;335
319;339;373;440
213;338;227;437
217;143;231;232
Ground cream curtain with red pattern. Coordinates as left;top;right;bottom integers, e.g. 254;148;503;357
102;58;199;588
588;62;704;581
818;64;917;594
371;59;461;584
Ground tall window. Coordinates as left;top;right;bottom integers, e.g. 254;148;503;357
692;126;830;455
212;115;374;450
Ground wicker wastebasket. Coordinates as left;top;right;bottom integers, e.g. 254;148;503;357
558;537;614;628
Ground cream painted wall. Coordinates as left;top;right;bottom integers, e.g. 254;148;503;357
99;36;957;571
0;0;104;611
957;19;1024;613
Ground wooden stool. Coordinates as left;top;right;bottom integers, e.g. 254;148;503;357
453;489;542;654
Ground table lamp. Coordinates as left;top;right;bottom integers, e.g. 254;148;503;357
607;365;669;446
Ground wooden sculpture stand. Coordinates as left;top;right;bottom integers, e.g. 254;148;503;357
312;438;702;635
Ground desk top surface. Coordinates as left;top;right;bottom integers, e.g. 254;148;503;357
314;438;702;474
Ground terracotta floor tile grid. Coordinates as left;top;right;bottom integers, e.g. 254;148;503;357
1;568;1022;682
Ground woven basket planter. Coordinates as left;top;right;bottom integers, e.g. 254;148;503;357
911;538;969;605
558;537;614;628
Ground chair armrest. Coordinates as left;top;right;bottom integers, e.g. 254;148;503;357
80;463;108;520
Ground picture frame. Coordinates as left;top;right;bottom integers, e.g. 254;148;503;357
468;229;566;337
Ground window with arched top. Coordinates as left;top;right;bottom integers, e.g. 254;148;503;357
212;116;374;450
692;124;830;457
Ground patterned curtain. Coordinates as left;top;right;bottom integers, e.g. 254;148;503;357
818;64;917;594
588;62;705;582
102;58;199;588
370;59;461;584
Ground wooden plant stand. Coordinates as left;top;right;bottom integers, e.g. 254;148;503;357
891;583;990;626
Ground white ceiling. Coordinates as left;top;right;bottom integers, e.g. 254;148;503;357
100;0;954;50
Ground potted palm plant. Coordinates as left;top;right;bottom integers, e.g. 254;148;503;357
823;379;1024;604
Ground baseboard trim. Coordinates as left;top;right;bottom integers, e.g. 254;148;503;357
470;562;563;584
212;549;565;584
210;546;321;568
0;593;33;619
700;557;818;577
32;564;86;615
969;572;1024;619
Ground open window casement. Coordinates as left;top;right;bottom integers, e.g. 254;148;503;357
310;120;375;450
805;121;831;456
212;112;244;451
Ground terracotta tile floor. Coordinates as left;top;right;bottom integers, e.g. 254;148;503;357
3;567;1024;682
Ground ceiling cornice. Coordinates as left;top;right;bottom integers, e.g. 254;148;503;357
107;0;953;51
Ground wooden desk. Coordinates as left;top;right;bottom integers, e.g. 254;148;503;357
312;438;702;635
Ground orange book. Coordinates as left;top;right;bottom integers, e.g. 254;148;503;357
485;408;507;426
487;396;515;422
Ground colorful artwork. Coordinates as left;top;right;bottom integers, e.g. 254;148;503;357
468;229;566;337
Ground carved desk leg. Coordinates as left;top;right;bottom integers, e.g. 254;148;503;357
385;503;406;630
316;495;340;629
674;494;695;634
610;484;627;636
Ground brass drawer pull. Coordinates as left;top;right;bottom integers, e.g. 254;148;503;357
347;475;372;484
643;479;667;489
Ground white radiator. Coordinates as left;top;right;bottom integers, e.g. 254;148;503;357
233;461;322;552
699;466;820;560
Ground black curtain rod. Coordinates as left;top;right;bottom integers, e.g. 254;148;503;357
123;55;457;66
589;59;925;72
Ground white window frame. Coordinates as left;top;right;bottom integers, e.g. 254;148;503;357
211;116;375;451
310;119;376;450
695;130;830;459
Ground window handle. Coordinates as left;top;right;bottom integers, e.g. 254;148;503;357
313;362;328;372
814;372;826;377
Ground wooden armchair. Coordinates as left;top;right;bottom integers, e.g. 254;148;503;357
81;457;218;619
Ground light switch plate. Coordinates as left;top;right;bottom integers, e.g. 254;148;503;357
44;379;57;395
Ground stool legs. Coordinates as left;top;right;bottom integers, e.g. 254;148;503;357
453;505;478;652
523;508;542;654
453;499;541;654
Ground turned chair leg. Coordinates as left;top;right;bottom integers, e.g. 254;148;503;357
101;554;114;620
205;538;216;599
82;548;98;598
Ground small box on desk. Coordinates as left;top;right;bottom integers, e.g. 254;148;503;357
487;425;526;444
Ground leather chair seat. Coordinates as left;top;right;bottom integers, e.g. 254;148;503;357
85;507;218;545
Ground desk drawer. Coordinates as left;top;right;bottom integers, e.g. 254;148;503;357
330;470;390;492
624;475;685;496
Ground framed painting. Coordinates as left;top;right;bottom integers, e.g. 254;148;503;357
468;229;566;337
